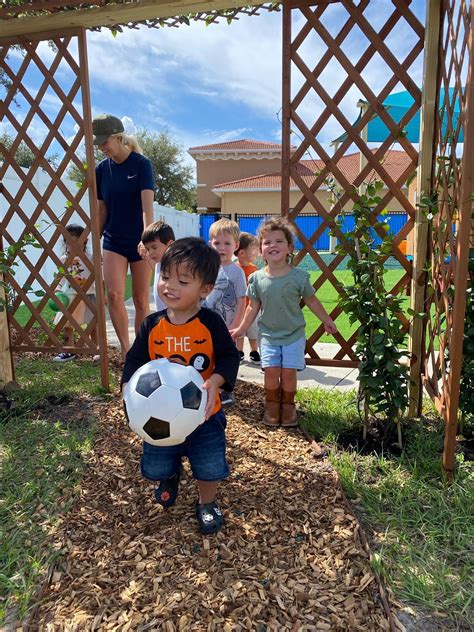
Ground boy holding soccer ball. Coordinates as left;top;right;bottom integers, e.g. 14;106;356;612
122;237;240;534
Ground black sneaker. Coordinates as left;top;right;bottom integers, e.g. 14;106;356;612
53;352;77;362
238;351;245;363
249;350;261;364
154;469;181;508
196;501;224;534
220;391;236;408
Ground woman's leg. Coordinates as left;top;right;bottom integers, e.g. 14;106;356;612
103;250;130;359
130;258;152;332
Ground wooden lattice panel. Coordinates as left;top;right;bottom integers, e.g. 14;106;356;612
0;29;108;385
281;0;424;367
422;0;472;471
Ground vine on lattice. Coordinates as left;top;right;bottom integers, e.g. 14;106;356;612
0;233;43;312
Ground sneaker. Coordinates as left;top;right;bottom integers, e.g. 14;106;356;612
220;391;236;408
238;351;245;363
249;350;261;364
53;352;76;362
154;468;181;508
196;500;223;534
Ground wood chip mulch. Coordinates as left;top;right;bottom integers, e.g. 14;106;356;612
32;377;392;631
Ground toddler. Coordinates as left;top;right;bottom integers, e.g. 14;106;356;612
140;221;175;311
122;237;239;534
231;217;338;427
53;223;97;362
235;232;260;364
205;218;246;407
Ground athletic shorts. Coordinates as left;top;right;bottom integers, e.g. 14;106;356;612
103;240;142;263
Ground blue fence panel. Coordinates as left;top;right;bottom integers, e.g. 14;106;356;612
199;215;215;242
201;212;407;250
236;214;330;251
293;215;330;251
337;212;407;245
238;215;264;236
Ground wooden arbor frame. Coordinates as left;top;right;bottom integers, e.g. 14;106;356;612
280;0;472;473
0;0;472;472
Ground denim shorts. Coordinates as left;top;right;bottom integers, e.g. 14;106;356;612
140;410;229;482
260;336;306;370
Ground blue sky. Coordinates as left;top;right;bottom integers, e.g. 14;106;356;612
1;0;428;173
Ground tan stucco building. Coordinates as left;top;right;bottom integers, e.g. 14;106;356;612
188;139;412;218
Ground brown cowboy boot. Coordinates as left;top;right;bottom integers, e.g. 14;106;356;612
281;390;298;427
263;388;280;426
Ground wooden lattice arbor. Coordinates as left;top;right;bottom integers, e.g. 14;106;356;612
0;0;472;472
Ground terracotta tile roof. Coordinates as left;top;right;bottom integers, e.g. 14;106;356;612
212;150;412;191
189;139;289;152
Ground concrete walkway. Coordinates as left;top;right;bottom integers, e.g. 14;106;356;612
106;296;359;392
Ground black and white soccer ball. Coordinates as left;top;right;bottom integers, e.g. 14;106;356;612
123;358;207;446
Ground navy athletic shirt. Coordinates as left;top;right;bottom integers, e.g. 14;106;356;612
96;151;154;252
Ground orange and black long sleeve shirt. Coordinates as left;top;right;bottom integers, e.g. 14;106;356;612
122;307;240;417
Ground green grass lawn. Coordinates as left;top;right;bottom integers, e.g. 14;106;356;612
303;268;408;342
0;359;114;623
13;274;139;328
298;388;474;627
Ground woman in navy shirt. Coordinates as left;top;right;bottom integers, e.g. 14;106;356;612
93;114;155;360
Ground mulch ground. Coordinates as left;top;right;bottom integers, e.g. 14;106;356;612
32;367;393;631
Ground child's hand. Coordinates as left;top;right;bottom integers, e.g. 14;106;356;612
229;327;242;340
323;317;338;335
202;379;218;419
137;241;148;260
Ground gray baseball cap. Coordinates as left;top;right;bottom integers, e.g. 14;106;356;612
92;114;124;145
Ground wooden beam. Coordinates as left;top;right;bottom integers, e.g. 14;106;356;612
78;27;110;391
0;233;15;389
408;0;442;417
442;12;474;475
0;0;259;38
281;0;291;215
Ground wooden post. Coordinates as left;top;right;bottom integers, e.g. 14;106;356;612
408;0;442;417
0;232;15;389
78;28;109;390
442;12;474;475
358;102;368;196
329;139;340;253
281;0;291;217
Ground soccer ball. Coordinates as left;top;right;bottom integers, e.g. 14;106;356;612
123;358;207;446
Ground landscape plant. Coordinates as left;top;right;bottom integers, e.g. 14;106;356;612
0;232;43;313
330;180;411;446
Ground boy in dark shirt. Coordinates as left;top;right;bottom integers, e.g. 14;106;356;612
122;237;240;534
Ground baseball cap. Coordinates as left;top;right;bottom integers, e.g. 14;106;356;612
92;114;124;145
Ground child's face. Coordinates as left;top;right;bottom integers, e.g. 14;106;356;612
260;229;292;266
210;232;239;265
237;244;259;266
66;234;85;253
146;239;172;265
157;263;212;315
